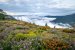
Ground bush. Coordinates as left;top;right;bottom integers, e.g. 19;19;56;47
63;29;75;33
1;41;12;50
15;33;26;41
43;38;70;50
14;31;37;41
0;13;5;20
26;31;37;38
0;9;6;20
16;26;24;29
31;38;45;50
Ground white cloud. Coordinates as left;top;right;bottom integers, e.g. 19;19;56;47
2;0;75;9
47;0;75;9
0;0;10;2
1;0;75;15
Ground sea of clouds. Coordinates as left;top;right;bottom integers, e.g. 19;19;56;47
13;15;71;28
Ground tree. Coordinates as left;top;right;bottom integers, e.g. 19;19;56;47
45;23;48;26
0;9;3;12
0;9;7;20
72;24;75;29
0;9;6;15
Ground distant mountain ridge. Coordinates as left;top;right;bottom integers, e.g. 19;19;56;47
0;9;14;20
45;13;75;25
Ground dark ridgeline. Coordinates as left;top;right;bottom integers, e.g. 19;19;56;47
0;9;15;20
45;14;75;25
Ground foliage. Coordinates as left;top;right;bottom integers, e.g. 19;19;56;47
0;9;6;20
1;40;12;50
63;29;75;33
0;13;6;20
0;20;75;50
15;33;26;41
43;38;70;50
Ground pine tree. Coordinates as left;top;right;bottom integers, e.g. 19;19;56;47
45;23;48;26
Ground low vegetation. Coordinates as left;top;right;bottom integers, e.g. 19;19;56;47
0;9;75;50
0;20;75;50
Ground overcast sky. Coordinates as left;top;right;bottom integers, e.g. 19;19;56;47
0;0;75;16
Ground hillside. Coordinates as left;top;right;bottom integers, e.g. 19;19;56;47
0;9;75;50
0;20;75;50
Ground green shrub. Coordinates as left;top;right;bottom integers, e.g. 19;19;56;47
63;29;75;33
15;33;26;41
31;39;45;50
1;41;12;50
27;31;37;37
16;26;24;29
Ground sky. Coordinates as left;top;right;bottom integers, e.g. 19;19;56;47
0;0;75;16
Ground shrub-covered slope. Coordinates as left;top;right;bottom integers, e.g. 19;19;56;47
0;20;75;50
0;9;75;50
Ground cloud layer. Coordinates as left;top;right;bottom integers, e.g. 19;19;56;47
0;0;75;15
